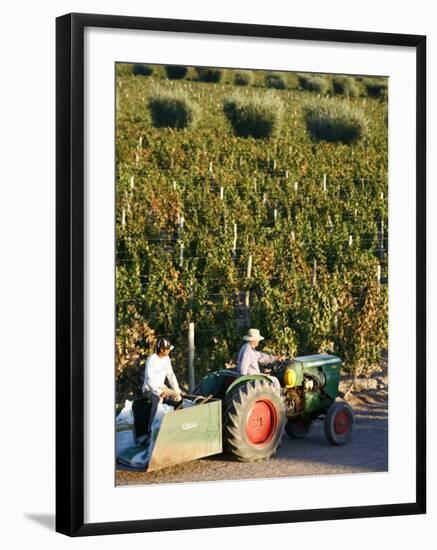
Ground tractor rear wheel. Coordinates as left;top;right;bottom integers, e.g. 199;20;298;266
285;418;312;439
223;379;285;462
324;400;354;445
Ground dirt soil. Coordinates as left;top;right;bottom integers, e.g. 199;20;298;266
116;363;388;486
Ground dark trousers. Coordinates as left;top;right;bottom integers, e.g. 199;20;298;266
143;386;181;432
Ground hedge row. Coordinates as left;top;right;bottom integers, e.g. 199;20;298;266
125;63;386;98
147;88;368;144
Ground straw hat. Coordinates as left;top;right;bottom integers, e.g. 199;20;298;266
243;328;265;342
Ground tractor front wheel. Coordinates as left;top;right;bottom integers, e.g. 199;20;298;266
224;379;285;462
324;400;354;445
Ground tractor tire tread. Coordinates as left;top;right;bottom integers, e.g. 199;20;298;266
223;379;285;462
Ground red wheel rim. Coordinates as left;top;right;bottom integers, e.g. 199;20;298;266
245;399;278;446
334;410;351;435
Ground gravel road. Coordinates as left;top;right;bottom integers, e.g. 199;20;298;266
116;390;388;486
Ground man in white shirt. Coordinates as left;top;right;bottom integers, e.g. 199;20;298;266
237;328;283;393
142;338;182;434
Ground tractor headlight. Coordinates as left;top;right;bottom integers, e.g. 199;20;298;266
283;368;297;388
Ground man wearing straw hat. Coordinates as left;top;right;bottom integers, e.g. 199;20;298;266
237;328;283;393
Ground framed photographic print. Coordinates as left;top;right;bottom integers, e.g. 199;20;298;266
56;12;426;536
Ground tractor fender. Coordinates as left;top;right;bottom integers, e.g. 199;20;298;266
225;374;275;397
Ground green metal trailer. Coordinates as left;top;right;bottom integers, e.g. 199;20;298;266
146;398;222;472
117;396;222;472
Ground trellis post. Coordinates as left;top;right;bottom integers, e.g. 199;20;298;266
178;242;184;268
245;254;253;308
312;258;317;286
232;223;238;258
188;322;195;392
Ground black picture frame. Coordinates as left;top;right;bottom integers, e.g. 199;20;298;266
56;12;426;537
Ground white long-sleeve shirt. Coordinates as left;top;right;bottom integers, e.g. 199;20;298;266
142;353;181;396
237;343;278;376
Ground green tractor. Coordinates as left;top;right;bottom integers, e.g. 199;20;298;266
195;353;354;462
